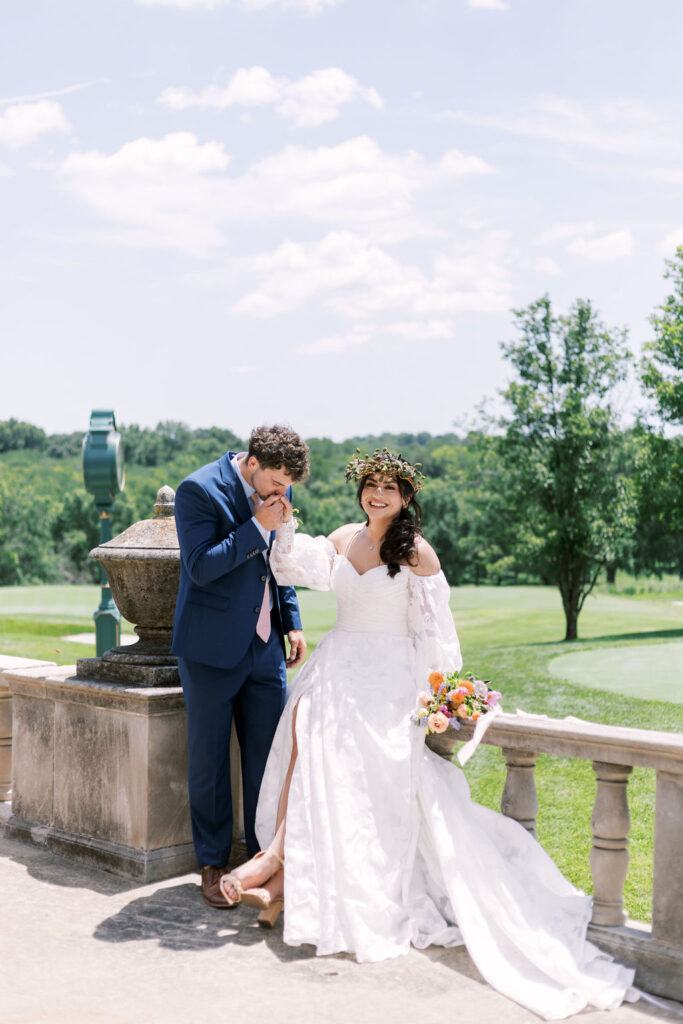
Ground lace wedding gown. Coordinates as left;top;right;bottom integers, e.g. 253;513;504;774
255;526;637;1020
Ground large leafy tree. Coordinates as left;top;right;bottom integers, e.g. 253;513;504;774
497;296;634;640
0;418;46;453
0;477;59;584
642;246;683;423
635;248;683;576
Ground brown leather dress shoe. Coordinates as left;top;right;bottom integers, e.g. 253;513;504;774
201;865;235;909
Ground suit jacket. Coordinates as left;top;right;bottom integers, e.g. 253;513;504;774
171;451;302;670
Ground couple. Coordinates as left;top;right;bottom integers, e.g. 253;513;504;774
172;425;637;1021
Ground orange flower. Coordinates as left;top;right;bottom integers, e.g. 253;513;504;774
450;691;466;706
429;671;444;691
455;705;470;719
460;680;474;695
471;711;480;722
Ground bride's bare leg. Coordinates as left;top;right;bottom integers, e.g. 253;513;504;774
222;702;299;902
270;699;299;859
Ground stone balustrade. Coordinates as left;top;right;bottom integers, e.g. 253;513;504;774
428;712;683;1003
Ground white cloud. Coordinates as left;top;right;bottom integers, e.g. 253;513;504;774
138;0;339;11
530;257;561;276
160;68;279;111
0;81;107;107
234;231;512;318
660;229;683;254
59;132;232;254
383;319;454;339
0;161;13;178
58;133;492;254
274;68;382;127
158;66;383;127
298;319;454;355
438;149;494;176
566;230;633;261
534;221;634;264
0;101;70;150
298;324;371;354
536;221;597;244
243;137;490;228
467;0;510;9
447;96;683;183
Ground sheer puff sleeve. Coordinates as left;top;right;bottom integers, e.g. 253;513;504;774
270;518;335;591
407;570;462;675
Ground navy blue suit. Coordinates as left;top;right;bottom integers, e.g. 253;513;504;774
171;452;302;866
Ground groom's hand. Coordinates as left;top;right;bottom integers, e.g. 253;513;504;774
254;495;286;532
286;629;306;668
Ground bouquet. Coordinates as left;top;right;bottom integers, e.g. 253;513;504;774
413;670;501;734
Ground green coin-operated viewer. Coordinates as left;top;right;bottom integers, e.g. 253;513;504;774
82;410;125;656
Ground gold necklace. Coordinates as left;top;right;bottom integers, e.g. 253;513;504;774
364;526;382;551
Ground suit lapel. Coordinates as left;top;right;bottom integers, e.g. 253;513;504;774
219;452;252;524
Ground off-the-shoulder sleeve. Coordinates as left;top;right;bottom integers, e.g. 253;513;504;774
407;570;462;675
270;519;335;591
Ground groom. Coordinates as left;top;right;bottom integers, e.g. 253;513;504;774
172;424;310;908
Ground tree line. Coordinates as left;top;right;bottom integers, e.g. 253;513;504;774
1;249;681;640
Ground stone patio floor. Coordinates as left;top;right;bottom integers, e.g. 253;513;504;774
1;810;682;1024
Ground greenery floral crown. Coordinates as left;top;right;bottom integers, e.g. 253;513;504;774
344;447;425;492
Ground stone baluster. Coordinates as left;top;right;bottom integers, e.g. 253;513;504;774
0;676;11;801
652;769;683;946
590;761;632;925
501;748;539;838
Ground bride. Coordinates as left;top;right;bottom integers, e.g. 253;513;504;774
219;448;637;1021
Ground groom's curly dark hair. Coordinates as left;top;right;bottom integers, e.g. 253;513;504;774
248;424;310;482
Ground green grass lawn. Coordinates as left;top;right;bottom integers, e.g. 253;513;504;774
549;643;683;702
0;585;135;664
2;580;682;922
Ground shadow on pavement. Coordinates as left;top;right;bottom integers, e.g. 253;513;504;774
0;833;144;896
93;881;317;959
92;882;492;989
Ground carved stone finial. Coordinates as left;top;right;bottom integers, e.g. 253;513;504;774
154;485;176;519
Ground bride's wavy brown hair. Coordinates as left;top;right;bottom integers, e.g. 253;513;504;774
357;475;423;578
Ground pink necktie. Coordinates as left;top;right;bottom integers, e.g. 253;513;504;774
250;494;271;643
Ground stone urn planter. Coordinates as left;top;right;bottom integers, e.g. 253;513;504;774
77;485;181;686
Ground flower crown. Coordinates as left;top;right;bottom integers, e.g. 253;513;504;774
344;447;424;492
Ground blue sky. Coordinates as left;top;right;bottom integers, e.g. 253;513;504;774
2;0;682;439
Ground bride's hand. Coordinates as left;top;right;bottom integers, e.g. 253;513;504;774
279;496;293;522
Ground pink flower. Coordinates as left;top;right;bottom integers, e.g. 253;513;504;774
418;691;431;707
428;711;449;734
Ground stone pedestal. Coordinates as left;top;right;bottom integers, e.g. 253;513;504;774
0;656;57;803
75;656;179;688
4;488;251;879
5;665;197;881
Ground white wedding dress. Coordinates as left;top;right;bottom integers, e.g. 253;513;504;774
255;527;637;1021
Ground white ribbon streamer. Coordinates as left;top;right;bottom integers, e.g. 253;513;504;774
457;703;503;766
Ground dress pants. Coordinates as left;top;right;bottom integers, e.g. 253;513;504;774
178;624;287;867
